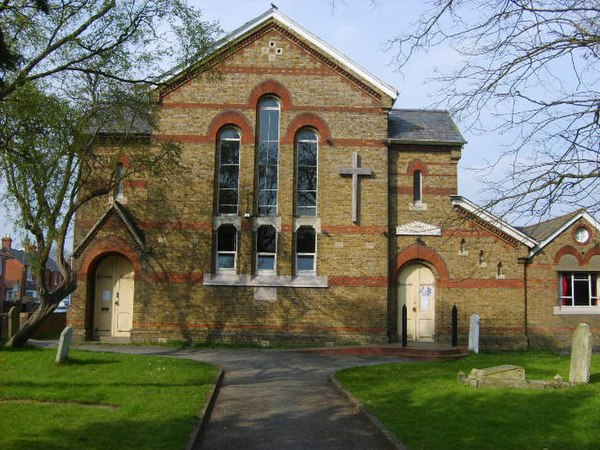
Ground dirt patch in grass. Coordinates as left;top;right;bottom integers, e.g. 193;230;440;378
0;399;119;409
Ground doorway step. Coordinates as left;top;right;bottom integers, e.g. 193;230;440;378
294;343;469;361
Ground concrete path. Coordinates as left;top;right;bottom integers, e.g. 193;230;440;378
66;344;406;449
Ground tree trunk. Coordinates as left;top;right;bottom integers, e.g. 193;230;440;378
5;301;57;347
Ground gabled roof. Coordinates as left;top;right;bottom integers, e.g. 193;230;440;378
161;7;398;101
520;210;600;257
73;201;146;258
388;109;466;145
450;196;538;248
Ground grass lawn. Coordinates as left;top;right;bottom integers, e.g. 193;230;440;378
0;347;219;450
336;352;600;450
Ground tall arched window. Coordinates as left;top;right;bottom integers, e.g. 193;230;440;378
257;97;280;216
413;169;422;204
256;225;277;272
296;129;318;216
217;128;241;215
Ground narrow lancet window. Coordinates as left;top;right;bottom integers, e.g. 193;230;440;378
413;169;422;203
296;129;318;216
217;128;241;215
257;97;280;216
216;225;237;272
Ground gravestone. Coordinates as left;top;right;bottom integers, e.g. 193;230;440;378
468;314;480;354
569;323;592;384
55;326;73;364
7;306;19;337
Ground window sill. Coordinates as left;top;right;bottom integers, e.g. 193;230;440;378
203;273;328;288
553;306;600;315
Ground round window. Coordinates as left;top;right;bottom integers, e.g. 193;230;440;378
575;226;590;244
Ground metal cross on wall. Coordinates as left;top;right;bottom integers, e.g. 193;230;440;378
339;151;373;223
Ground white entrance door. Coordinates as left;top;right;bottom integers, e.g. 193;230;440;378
398;263;435;342
94;255;134;337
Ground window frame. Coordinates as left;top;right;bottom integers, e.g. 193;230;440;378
559;272;599;307
256;225;277;274
217;127;241;216
216;224;238;273
295;226;317;275
295;129;318;217
257;96;280;217
114;162;126;201
413;169;423;204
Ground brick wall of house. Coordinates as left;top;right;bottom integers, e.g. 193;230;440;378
526;218;600;349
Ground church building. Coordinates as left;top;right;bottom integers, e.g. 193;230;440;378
69;8;600;350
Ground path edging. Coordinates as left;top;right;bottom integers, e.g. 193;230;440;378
330;374;407;450
186;369;225;450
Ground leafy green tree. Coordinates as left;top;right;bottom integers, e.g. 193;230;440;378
0;1;220;347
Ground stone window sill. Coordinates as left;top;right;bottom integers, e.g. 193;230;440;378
203;273;328;288
553;306;600;315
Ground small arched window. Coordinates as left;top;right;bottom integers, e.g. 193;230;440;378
217;128;241;215
256;225;277;273
296;227;316;274
296;129;318;216
114;162;125;200
479;250;486;266
257;97;280;216
497;262;504;279
413;169;422;204
216;225;237;272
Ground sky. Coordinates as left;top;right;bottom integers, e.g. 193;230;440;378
0;0;515;247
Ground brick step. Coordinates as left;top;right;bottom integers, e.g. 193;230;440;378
294;344;469;361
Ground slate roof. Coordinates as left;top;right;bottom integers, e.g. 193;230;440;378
388;109;466;145
518;211;584;241
0;247;60;271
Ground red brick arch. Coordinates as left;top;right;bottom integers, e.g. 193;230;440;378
207;110;255;145
553;245;582;265
77;236;143;281
283;112;331;145
407;159;429;176
248;79;293;110
394;243;450;285
582;246;600;266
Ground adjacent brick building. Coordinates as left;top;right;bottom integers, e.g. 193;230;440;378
70;8;599;350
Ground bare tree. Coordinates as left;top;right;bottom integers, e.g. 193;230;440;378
391;0;600;219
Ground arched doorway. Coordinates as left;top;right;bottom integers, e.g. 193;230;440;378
93;254;134;338
398;263;435;342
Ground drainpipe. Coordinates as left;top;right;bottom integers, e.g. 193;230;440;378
519;257;530;349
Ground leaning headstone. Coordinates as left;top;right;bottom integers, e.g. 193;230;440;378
468;314;480;354
569;323;593;384
55;326;73;364
7;306;19;338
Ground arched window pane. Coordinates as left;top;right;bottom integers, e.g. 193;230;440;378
114;163;125;200
257;225;277;272
217;225;237;271
257;97;280;216
296;227;316;273
217;128;240;215
413;170;422;203
296;130;318;216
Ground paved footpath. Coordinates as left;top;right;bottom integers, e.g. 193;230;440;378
71;344;406;450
